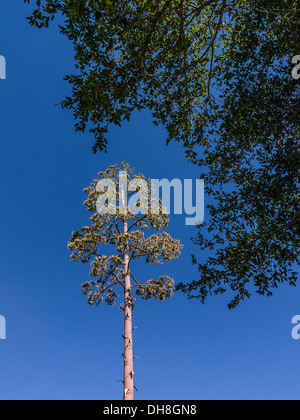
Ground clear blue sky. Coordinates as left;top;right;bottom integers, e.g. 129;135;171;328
0;2;300;401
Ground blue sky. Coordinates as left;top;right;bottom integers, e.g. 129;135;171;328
0;2;300;400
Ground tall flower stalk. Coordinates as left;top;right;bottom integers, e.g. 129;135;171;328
68;162;182;399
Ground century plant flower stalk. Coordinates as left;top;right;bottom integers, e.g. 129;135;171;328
68;162;183;399
123;218;134;400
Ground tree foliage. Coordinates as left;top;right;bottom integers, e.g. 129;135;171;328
25;0;300;307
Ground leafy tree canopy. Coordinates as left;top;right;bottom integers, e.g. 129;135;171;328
25;0;300;307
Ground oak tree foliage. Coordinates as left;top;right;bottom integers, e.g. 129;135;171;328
25;0;300;307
